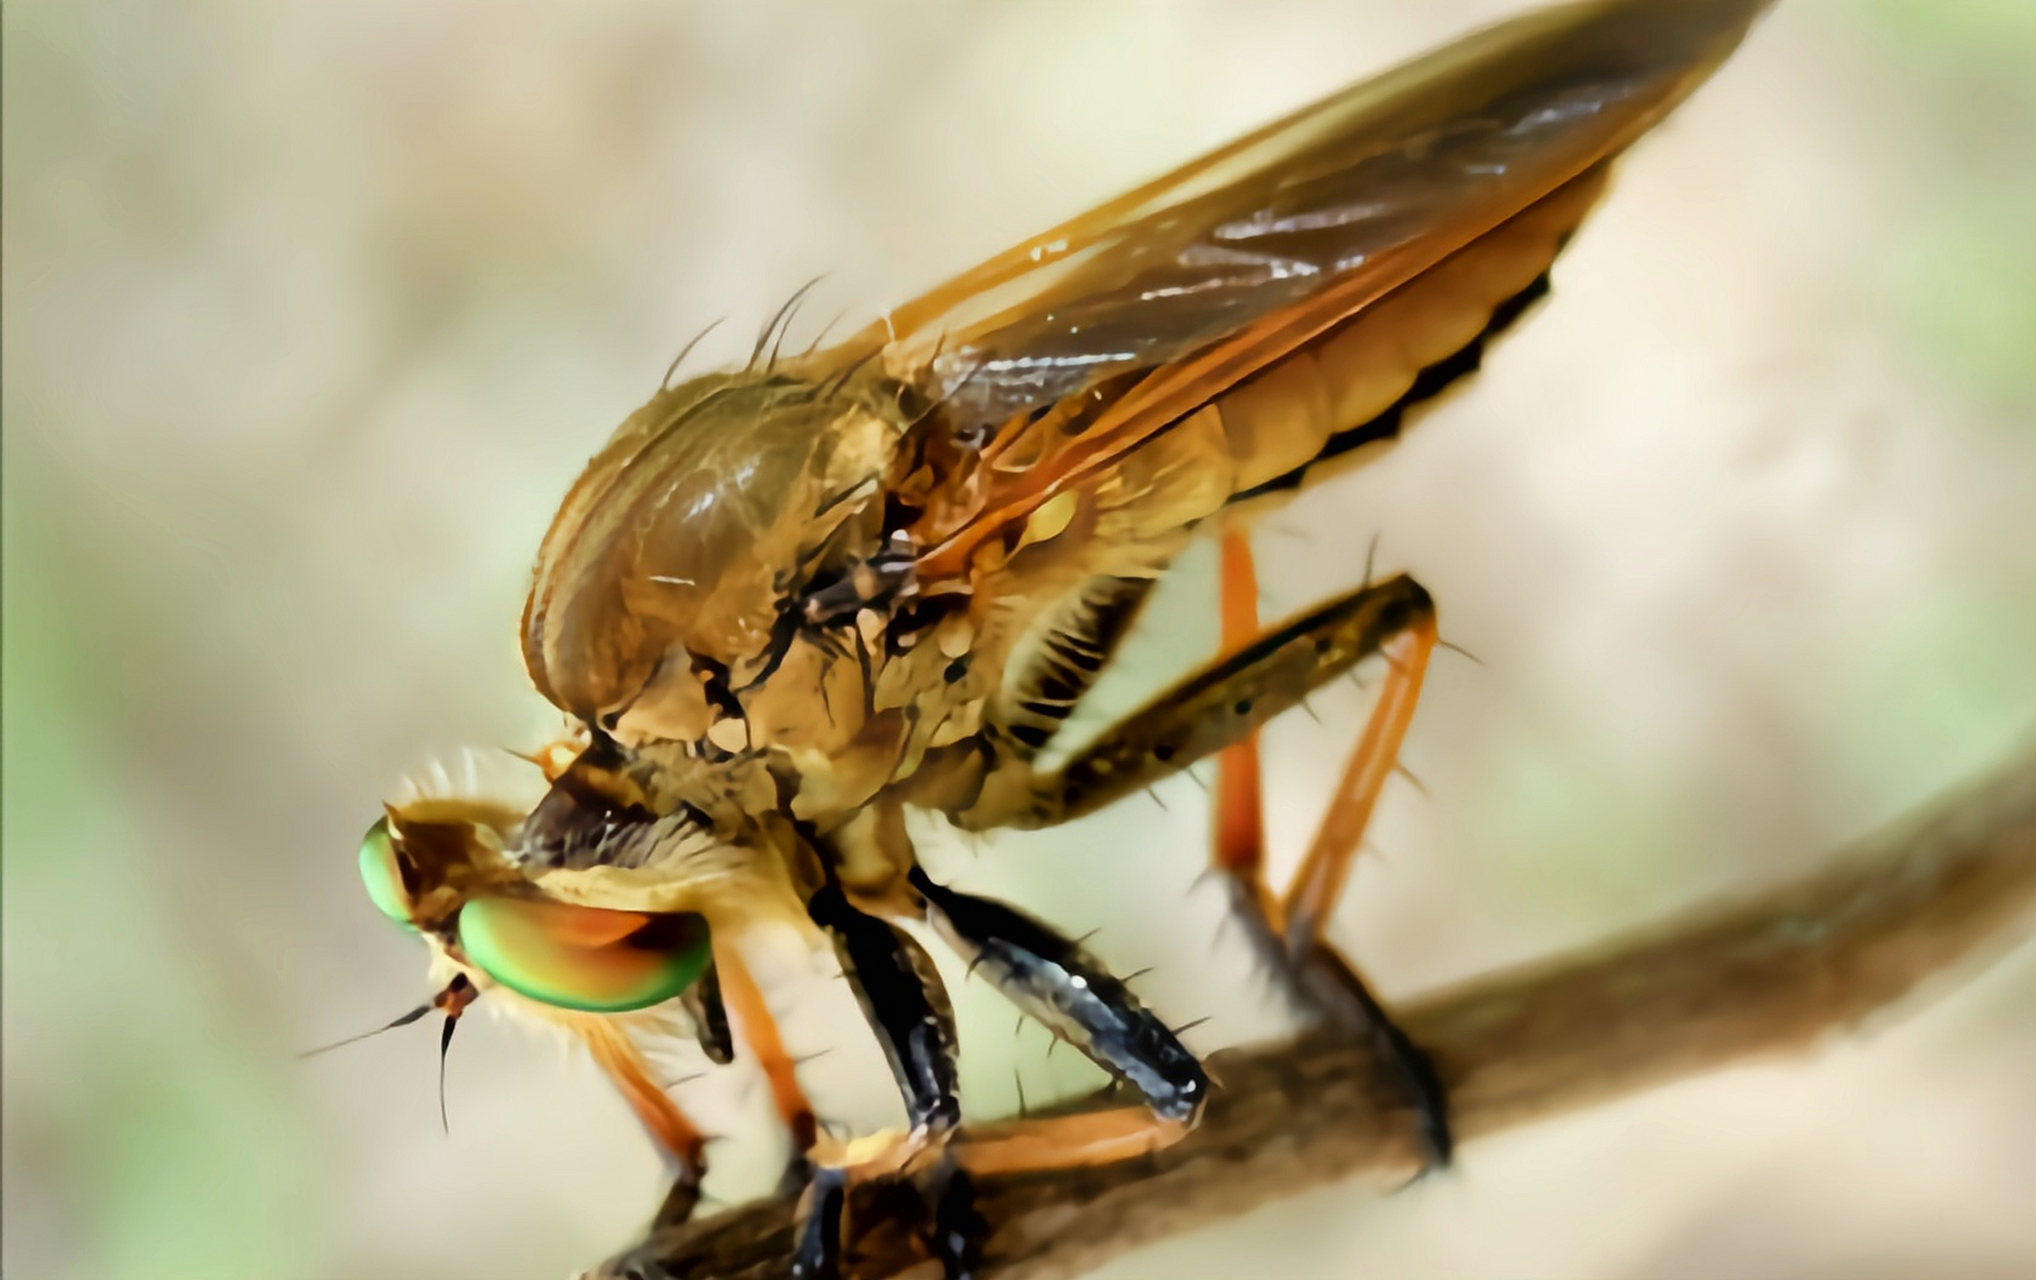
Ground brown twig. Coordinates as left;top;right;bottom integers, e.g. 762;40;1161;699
593;739;2036;1280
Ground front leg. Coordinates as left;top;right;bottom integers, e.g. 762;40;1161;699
801;883;973;1277
808;882;962;1136
569;1017;712;1227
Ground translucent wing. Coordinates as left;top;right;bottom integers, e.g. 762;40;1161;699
522;0;1768;726
839;0;1769;581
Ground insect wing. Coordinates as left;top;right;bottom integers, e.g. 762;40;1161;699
851;0;1769;580
518;0;1769;720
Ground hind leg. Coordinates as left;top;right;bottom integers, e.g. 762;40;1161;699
1211;531;1449;1165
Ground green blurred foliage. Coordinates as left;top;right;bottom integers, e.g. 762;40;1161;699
1859;0;2036;410
4;513;319;1280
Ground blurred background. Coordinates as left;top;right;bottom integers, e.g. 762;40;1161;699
6;1;2034;1277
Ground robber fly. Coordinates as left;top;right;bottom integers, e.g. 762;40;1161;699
330;0;1769;1273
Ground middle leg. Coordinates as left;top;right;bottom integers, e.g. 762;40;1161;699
800;880;969;1278
910;867;1208;1181
962;544;1450;1166
910;865;1207;1129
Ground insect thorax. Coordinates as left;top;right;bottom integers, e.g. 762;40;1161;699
512;366;1020;885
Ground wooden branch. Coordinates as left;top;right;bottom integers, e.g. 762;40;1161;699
592;739;2036;1280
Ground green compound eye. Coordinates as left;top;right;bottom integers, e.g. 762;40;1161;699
358;817;416;929
457;897;711;1014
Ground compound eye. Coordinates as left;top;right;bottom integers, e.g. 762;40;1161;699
456;897;711;1014
358;817;416;929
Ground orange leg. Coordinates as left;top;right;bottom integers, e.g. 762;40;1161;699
713;939;819;1159
791;1076;1193;1272
1282;612;1435;957
1214;531;1271;892
1213;528;1297;986
572;1017;710;1221
953;1108;1190;1177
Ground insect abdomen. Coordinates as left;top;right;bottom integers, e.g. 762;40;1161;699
1211;165;1609;518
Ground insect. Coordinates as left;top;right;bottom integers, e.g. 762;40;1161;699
331;0;1769;1273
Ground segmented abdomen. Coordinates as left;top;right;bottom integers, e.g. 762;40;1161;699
1206;164;1608;523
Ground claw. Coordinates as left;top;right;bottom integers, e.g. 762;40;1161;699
1298;943;1453;1171
926;1156;986;1280
790;1164;848;1280
791;1128;979;1279
651;1167;703;1231
776;1151;817;1201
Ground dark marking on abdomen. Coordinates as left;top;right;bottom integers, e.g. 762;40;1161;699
1230;270;1552;505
